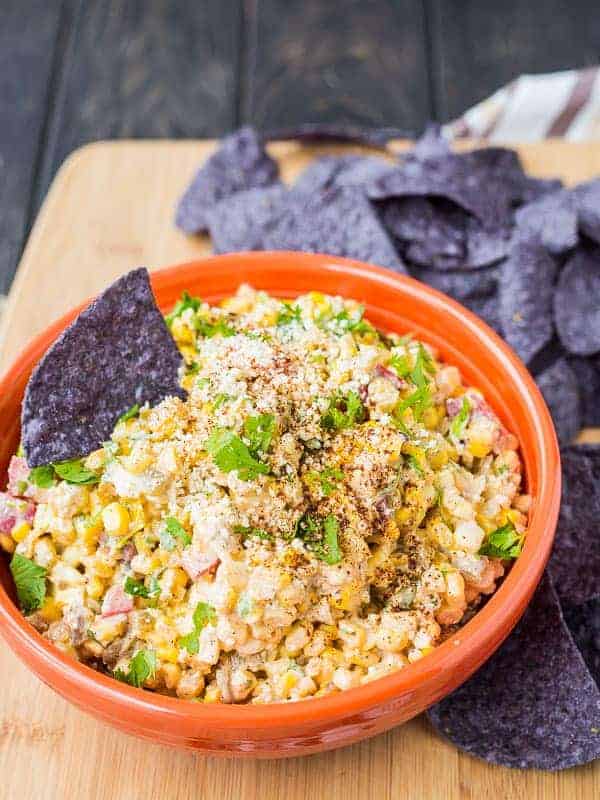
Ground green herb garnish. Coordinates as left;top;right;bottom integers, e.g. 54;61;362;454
124;575;160;599
205;428;270;481
53;458;99;485
179;602;217;654
321;391;366;431
308;467;344;496
410;344;435;389
165;291;202;327
243;413;276;455
393;384;432;428
28;465;56;489
328;307;373;336
10;553;47;613
162;517;192;548
114;649;157;688
116;404;140;425
234;525;272;541
277;302;302;326
389;353;411;378
407;454;424;476
196;318;236;338
295;513;342;565
479;521;523;559
450;397;471;440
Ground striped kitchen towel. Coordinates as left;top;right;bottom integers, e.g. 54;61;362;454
445;67;600;142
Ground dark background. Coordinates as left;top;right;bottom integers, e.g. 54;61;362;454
2;0;600;293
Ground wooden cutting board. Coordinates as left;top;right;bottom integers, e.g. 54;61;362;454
1;139;599;800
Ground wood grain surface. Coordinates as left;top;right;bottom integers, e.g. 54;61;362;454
1;139;600;800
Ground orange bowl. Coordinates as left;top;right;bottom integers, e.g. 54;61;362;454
0;251;560;757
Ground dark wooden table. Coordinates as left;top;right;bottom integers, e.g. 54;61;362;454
2;0;599;294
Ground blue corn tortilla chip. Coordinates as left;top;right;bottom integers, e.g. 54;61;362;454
568;356;600;427
535;358;581;445
381;197;511;271
563;597;600;690
293;156;394;195
209;184;406;273
369;140;539;230
515;189;579;255
575;179;600;245
548;446;600;605
22;269;185;467
499;236;558;364
554;245;600;357
175;127;280;234
380;198;466;268
207;185;288;254
410;265;499;301
427;572;600;770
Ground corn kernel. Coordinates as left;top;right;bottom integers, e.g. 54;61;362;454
87;576;105;599
422;406;439;430
40;597;62;622
0;533;15;554
476;514;496;534
92;558;114;579
468;440;491;458
278;670;299;697
126;500;146;532
122;443;153;475
85;449;106;472
170;316;194;344
102;503;130;537
179;344;197;363
74;513;103;547
11;521;31;543
203;685;221;703
157;646;179;663
428;448;449;470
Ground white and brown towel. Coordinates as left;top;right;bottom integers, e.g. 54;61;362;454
446;67;600;142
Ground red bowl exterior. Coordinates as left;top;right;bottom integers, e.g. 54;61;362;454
0;252;561;757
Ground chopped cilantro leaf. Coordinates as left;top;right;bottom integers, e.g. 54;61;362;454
450;397;471;440
196;318;236;338
407;454;424;475
53;458;99;485
165;291;202;327
393;384;432;428
179;601;217;654
10;554;47;613
277;302;302;326
124;576;160;599
389;353;411;378
243;413;276;454
206;428;270;481
321;391;366;431
295;513;343;564
116;404;140;425
321;515;342;564
186;361;200;375
164;517;191;546
479;521;523;559
28;464;56;488
234;525;272;541
114;649;157;688
328;307;373;336
410;344;435;389
313;467;344;496
213;393;232;409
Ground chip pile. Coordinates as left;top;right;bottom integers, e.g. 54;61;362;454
176;125;600;447
175;126;600;770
